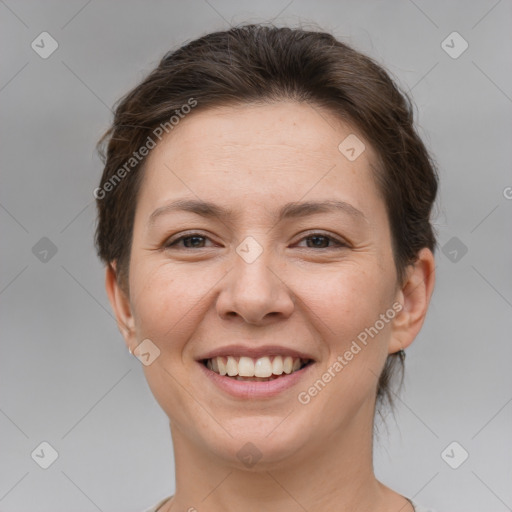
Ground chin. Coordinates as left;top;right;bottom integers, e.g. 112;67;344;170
200;417;314;468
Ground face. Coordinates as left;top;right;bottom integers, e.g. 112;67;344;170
107;101;431;468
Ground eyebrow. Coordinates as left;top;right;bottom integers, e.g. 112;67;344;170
148;198;367;226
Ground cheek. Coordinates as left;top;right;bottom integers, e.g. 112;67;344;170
128;261;205;346
305;262;394;345
295;265;395;425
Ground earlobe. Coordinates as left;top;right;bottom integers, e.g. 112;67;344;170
105;262;136;350
389;248;436;354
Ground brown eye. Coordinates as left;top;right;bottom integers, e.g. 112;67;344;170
165;233;212;249
297;233;346;249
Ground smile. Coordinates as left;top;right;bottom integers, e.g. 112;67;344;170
203;355;312;381
198;355;315;399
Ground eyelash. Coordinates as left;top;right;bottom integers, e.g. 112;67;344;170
164;232;347;250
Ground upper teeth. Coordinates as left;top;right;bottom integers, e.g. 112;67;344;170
206;355;305;377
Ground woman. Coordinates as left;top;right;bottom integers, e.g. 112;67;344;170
95;24;438;512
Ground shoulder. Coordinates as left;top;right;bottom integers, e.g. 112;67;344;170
143;496;173;512
410;500;438;512
142;497;438;512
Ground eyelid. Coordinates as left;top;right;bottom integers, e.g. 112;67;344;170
164;230;349;249
164;230;216;247
294;231;348;248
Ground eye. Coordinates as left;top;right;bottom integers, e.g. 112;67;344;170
296;233;347;249
164;233;214;249
163;231;347;250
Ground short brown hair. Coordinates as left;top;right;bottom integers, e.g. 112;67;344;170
95;24;438;413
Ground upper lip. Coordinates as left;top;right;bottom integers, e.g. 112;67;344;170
197;345;316;361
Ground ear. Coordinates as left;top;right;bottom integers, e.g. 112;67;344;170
105;262;136;352
389;248;436;354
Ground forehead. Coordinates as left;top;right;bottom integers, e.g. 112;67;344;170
137;101;383;218
148;101;375;163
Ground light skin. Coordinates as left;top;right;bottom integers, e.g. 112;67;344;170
105;101;435;512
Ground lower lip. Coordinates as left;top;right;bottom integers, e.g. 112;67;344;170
197;361;315;399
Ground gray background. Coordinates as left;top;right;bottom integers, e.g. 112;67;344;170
1;1;511;511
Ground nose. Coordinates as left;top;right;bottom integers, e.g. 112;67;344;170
216;245;295;325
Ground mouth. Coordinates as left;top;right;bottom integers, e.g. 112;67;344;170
201;355;314;382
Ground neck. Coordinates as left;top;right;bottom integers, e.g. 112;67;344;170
164;398;410;512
